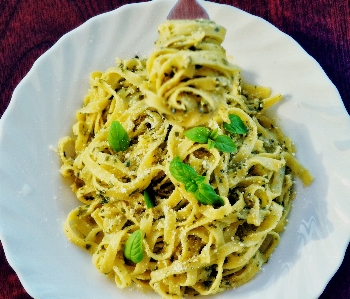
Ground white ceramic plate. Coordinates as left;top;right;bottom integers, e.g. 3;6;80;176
0;0;349;298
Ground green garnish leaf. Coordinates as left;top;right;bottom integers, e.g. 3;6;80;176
209;128;219;140
185;126;236;153
195;183;225;206
213;135;237;153
169;157;200;194
184;127;211;143
194;175;206;185
207;138;215;149
144;188;155;208
108;121;130;152
184;180;198;193
169;157;224;206
224;114;248;134
169;156;198;188
124;229;144;263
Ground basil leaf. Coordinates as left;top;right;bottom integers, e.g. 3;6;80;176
108;121;130;152
194;175;206;185
143;188;155;208
124;229;144;263
207;138;215;149
185;127;211;143
209;128;219;140
169;157;224;207
169;157;199;193
194;183;224;206
213;135;237;153
224;114;248;134
169;157;197;183
184;181;198;193
183;174;206;193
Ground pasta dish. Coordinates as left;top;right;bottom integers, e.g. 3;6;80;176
58;19;313;298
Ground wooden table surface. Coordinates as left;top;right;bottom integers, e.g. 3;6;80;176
0;0;349;298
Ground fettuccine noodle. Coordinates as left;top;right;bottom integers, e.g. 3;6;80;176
58;19;313;298
144;20;239;127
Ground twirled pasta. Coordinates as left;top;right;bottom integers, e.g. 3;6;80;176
144;19;240;127
58;20;313;299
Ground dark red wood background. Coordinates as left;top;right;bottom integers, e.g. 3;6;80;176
0;0;349;298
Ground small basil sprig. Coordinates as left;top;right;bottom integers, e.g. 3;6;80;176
124;229;144;263
223;114;248;134
143;188;155;208
184;127;211;143
169;157;224;206
108;121;130;152
209;134;236;152
185;127;236;153
195;183;224;206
